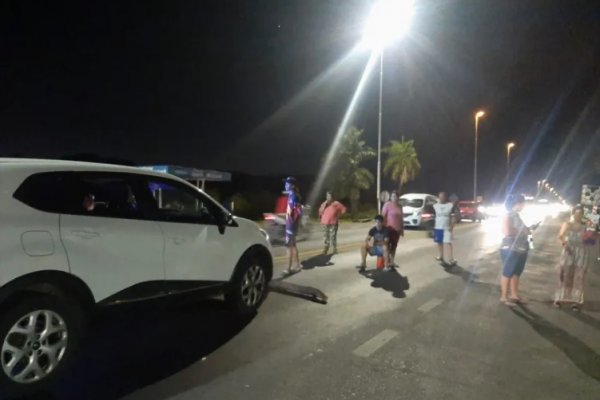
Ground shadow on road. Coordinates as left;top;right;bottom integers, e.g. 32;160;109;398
360;268;410;298
21;296;254;400
511;305;600;382
301;254;334;270
443;263;479;283
564;308;600;331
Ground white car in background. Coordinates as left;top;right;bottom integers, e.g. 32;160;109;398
400;193;438;230
0;159;273;398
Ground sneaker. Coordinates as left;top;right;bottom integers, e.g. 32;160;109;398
383;266;392;272
449;259;458;266
435;256;444;262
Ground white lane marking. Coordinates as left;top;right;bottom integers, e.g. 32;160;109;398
417;298;444;313
352;329;399;358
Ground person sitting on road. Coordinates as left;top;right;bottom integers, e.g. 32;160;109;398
358;215;391;273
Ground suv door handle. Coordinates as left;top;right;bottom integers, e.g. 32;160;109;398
72;230;100;239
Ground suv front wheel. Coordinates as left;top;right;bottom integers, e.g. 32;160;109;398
225;257;269;315
0;293;84;398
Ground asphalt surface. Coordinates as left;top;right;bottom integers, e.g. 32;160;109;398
22;217;600;400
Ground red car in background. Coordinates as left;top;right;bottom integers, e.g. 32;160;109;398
458;200;486;222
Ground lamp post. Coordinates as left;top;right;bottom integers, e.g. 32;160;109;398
506;142;515;177
473;110;485;201
362;0;414;212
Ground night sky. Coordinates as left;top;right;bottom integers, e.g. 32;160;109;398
1;0;599;201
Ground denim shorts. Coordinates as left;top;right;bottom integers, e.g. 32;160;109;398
500;249;528;277
369;245;386;257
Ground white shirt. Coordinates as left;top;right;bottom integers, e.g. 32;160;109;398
433;202;455;230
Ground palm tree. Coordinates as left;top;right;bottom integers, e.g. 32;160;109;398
326;126;375;214
383;139;421;193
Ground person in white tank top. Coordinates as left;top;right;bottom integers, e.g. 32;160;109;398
433;192;457;265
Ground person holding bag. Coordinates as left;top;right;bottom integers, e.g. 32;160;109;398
499;194;531;307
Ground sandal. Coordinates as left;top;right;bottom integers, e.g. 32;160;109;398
291;265;303;273
552;301;561;308
510;297;526;304
500;299;517;307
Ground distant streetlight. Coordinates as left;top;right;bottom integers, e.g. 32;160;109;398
506;142;515;176
362;0;414;212
473;110;486;200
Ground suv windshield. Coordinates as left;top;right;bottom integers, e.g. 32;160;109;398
400;198;424;208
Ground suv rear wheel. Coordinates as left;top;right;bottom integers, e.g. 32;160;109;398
0;293;84;398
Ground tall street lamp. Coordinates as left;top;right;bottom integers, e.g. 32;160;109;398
506;142;515;176
473;110;485;201
362;0;414;212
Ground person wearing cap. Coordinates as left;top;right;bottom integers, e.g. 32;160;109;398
284;177;303;274
319;191;347;254
358;215;391;273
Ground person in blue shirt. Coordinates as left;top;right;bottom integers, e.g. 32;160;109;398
358;215;391;273
284;177;303;274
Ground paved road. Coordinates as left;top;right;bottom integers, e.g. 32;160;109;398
269;221;441;260
27;218;600;400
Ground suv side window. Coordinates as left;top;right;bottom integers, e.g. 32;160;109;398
68;173;143;219
141;178;223;225
13;172;73;213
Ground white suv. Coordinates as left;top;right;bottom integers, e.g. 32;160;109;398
0;159;273;398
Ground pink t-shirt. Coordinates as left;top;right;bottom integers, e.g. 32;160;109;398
382;201;404;232
319;201;347;225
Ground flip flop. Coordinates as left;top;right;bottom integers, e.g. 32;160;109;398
510;297;527;304
500;299;516;307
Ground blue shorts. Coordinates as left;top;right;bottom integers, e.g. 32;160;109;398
433;229;452;244
369;245;386;257
500;249;528;277
285;225;299;247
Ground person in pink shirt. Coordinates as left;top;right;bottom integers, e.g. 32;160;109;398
319;191;347;254
381;191;404;269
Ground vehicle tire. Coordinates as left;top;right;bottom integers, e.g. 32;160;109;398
225;256;269;315
0;293;84;399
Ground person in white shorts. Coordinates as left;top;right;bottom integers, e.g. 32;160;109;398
433;191;458;265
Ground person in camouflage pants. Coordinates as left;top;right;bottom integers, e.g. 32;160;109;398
319;191;347;254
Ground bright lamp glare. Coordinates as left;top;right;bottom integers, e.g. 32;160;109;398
361;0;414;50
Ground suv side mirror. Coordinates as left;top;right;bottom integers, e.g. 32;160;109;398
216;212;235;234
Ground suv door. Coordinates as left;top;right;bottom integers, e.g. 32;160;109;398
59;172;165;301
138;177;239;283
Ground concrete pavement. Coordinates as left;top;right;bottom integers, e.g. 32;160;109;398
36;218;600;400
